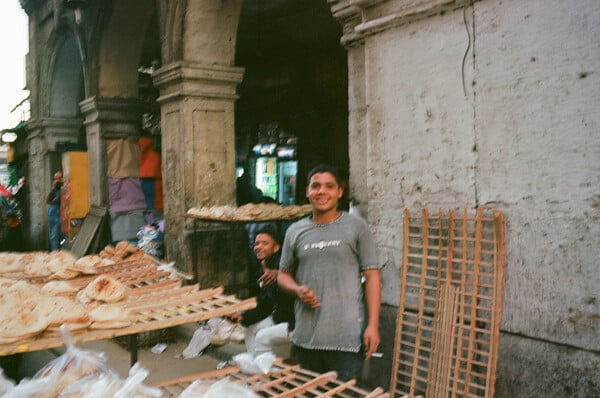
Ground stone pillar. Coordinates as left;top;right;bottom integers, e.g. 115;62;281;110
79;97;151;208
25;117;81;250
152;61;244;274
330;2;370;219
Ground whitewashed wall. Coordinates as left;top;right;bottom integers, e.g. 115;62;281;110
351;0;600;395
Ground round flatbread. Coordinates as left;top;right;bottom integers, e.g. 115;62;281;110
80;275;128;303
0;297;50;344
42;296;89;327
41;280;79;296
88;304;132;329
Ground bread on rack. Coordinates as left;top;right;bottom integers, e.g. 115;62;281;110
187;203;312;221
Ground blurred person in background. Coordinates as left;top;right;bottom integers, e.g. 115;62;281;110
46;171;63;251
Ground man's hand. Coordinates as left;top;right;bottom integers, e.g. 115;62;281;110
297;285;320;308
258;269;278;287
363;323;380;359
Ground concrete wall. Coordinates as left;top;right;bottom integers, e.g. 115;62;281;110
351;0;599;395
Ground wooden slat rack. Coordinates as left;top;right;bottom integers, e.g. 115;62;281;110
389;208;506;398
153;359;390;397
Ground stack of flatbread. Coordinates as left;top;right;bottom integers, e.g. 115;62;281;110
187;203;313;221
23;250;78;278
0;252;28;274
0;280;90;342
0;270;137;344
67;255;116;275
88;304;132;329
98;240;144;262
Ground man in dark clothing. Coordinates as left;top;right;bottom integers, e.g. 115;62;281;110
228;226;295;356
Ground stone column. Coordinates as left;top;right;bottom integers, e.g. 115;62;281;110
152;61;244;275
79;97;151;208
25;117;81;249
330;2;370;219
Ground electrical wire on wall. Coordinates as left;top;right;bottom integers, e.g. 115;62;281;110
462;1;474;97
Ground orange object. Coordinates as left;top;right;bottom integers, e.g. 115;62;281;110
139;136;161;178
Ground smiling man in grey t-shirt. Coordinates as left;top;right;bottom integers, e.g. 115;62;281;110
278;164;382;382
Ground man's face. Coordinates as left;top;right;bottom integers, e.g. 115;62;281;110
54;172;63;186
254;233;280;262
306;172;343;213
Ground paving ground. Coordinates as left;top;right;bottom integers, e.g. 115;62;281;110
3;322;292;387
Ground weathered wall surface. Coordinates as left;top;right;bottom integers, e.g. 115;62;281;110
354;0;599;395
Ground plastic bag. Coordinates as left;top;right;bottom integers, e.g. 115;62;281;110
114;363;164;398
137;223;164;258
181;318;220;359
0;368;15;395
29;325;110;397
59;363;163;398
210;318;236;346
58;372;123;398
229;323;246;344
3;376;52;398
231;352;276;375
179;377;260;398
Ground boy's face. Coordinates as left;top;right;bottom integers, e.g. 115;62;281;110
306;172;343;213
254;233;280;262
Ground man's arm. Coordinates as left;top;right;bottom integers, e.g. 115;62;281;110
362;268;381;359
278;270;320;308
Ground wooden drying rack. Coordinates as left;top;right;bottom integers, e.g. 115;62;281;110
389;208;506;398
0;255;256;365
153;358;390;397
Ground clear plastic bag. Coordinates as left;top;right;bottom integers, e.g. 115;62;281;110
181;318;220;359
210;318;236;346
114;363;163;398
0;368;15;395
179;377;260;398
28;325;110;397
231;352;276;375
59;363;164;398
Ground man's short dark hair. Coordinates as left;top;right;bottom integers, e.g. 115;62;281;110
306;164;341;185
255;224;281;245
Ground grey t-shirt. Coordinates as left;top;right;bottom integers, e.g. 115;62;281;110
279;212;380;352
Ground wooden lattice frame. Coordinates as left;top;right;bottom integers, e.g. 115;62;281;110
154;359;390;397
389;208;506;398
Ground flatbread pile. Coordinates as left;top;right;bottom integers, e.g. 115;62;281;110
187;203;313;221
0;267;135;344
0;281;90;343
67;255;116;275
88;304;132;329
0;295;50;344
0;250;121;280
24;250;78;278
98;240;144;262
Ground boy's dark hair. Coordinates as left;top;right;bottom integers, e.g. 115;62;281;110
255;224;281;245
306;164;341;185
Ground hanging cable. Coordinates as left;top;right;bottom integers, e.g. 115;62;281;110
461;1;474;97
